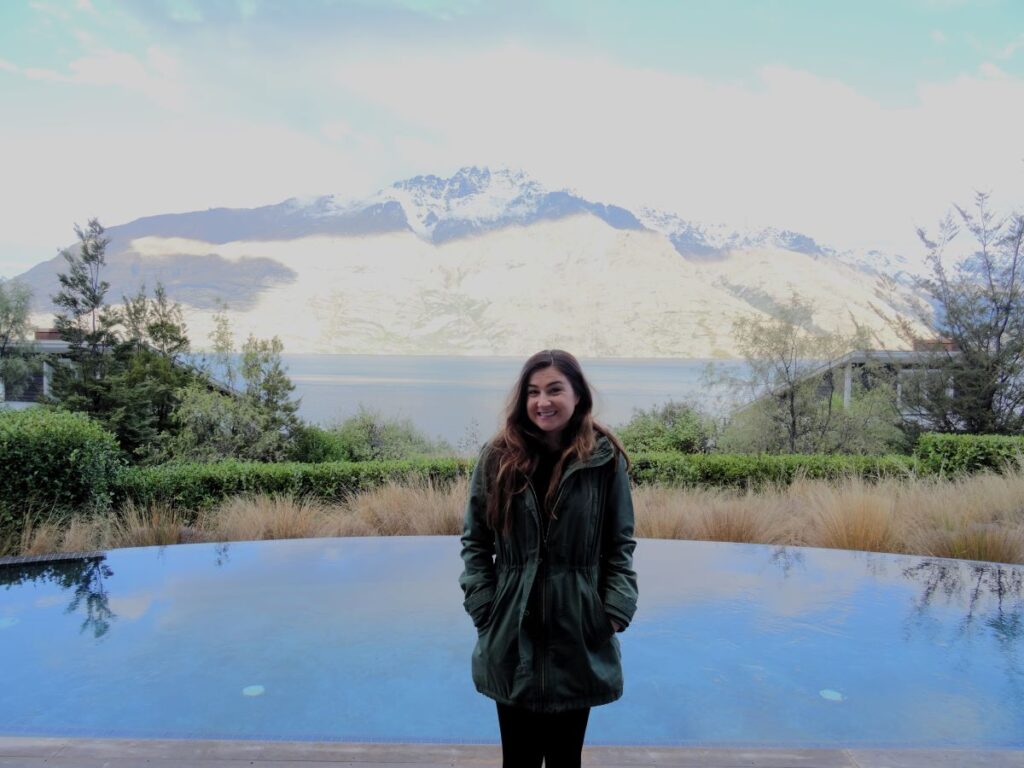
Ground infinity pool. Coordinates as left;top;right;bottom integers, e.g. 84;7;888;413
1;537;1022;746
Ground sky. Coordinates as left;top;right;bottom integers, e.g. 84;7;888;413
0;0;1022;278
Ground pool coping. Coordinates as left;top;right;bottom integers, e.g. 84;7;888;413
2;737;1023;767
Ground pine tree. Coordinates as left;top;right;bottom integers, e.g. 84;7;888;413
103;282;194;461
49;219;119;418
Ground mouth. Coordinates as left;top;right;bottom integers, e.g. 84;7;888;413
536;410;556;420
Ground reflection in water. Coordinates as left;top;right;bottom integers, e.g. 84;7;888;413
1;556;115;638
768;546;806;576
2;538;1024;745
903;558;1024;636
903;558;1024;705
214;542;231;567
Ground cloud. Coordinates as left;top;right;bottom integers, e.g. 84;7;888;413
998;34;1024;59
2;45;186;110
29;0;72;22
329;44;1024;254
930;29;947;44
4;39;1023;276
0;113;380;275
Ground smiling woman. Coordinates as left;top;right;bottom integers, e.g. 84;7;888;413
459;349;638;767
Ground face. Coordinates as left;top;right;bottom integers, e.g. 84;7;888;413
526;366;580;445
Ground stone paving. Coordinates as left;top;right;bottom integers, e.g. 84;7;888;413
2;738;1023;768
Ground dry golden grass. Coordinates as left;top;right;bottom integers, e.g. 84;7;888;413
325;478;467;536
107;501;191;548
10;469;1024;564
792;477;900;553
208;495;328;541
633;485;789;544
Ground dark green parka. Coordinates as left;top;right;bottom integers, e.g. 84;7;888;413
459;435;639;712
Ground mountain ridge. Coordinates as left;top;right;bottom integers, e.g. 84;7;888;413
15;166;929;358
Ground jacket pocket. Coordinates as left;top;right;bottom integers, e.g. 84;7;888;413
583;580;615;645
479;573;512;634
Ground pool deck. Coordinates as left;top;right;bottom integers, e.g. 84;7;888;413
2;738;1023;767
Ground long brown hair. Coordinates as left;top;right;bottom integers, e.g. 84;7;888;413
485;349;629;533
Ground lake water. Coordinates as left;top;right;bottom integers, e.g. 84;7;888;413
281;355;747;448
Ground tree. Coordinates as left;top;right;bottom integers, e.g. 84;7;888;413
49;219;119;417
0;279;36;400
887;193;1024;433
722;294;902;454
106;283;194;461
168;312;302;462
240;334;300;445
48;219;197;460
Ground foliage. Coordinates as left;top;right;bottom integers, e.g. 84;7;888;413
240;334;300;445
328;406;452;461
0;408;123;543
115;457;470;514
725;293;903;454
617;400;711;454
0;278;38;400
289;424;340;463
878;193;1024;433
168;382;291;463
914;432;1024;475
628;451;917;488
49;219;119;418
168;311;302;463
105;283;195;462
47;220;197;460
112;451;923;517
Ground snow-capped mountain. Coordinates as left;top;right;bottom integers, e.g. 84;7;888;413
290;166;643;243
16;166;930;357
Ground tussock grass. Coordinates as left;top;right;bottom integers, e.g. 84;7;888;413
793;477;900;553
328;478;466;537
10;470;1024;565
208;495;329;541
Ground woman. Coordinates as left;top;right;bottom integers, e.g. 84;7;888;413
459;350;638;767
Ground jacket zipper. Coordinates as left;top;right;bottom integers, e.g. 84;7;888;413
528;452;609;708
527;478;547;707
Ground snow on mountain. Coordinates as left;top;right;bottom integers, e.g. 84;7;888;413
16;165;931;357
638;207;828;258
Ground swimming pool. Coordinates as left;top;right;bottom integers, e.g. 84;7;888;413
1;537;1022;746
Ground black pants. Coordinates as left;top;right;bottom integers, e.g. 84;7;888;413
496;702;591;768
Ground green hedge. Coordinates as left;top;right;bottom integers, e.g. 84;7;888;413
114;457;472;514
629;452;918;488
914;433;1024;475
113;451;923;513
0;408;124;542
11;430;1021;532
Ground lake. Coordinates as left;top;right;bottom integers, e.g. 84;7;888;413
281;355;748;448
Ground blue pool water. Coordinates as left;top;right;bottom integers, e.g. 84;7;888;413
1;537;1022;746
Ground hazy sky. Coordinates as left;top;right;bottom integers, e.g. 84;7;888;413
1;0;1022;277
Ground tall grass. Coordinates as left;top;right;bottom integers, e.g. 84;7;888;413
9;472;1024;565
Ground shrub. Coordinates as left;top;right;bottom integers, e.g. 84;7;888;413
114;457;471;515
618;401;711;454
628;452;917;488
914;433;1024;475
0;408;123;544
327;407;452;462
288;424;341;463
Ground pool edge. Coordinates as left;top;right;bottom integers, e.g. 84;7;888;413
2;737;1023;767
